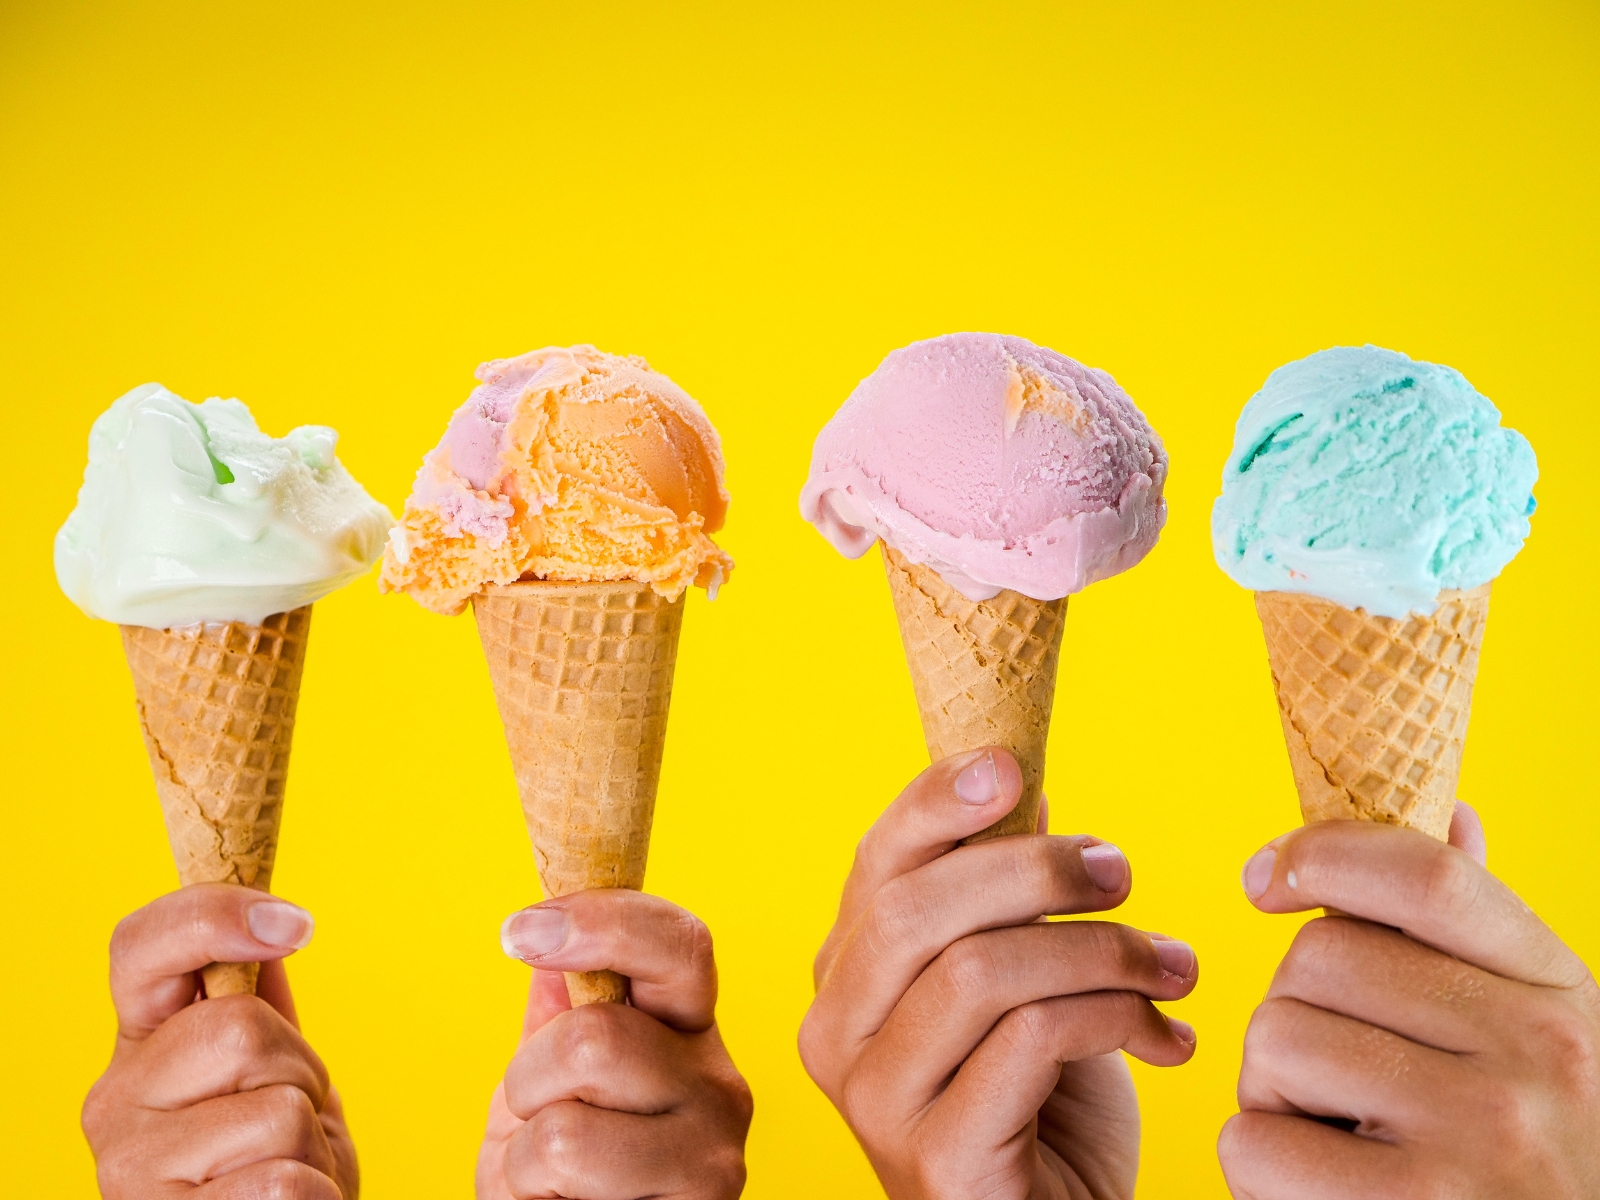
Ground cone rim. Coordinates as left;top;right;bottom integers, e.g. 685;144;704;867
478;577;681;601
1252;581;1492;618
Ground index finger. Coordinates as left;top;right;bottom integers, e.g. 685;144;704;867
501;890;717;1032
1242;820;1588;989
109;885;315;1042
818;748;1026;984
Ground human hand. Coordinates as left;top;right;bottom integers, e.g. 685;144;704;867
480;890;753;1199
799;748;1199;1200
81;884;358;1198
1219;804;1600;1198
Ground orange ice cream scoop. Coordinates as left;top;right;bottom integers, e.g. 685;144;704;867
381;345;732;615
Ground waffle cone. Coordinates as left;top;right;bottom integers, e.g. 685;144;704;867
882;546;1067;842
1254;586;1491;842
120;608;311;997
474;580;684;1006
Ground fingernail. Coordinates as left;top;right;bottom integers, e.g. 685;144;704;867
1152;938;1195;979
954;753;1000;804
246;901;315;951
501;907;569;961
1080;843;1128;891
1169;1017;1197;1046
1241;846;1277;899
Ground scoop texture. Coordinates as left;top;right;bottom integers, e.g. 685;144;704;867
55;383;392;627
800;332;1167;601
1211;346;1538;618
380;345;732;616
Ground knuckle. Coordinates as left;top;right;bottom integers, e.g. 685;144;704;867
1288;913;1344;963
1241;997;1296;1058
672;908;716;978
525;1102;589;1178
554;1004;628;1073
997;998;1059;1053
1526;999;1600;1103
725;1071;755;1129
257;1082;319;1130
847;833;878;888
93;1140;145;1197
935;935;999;996
838;1066;878;1125
250;1158;326;1200
1215;1111;1249;1173
1417;845;1481;918
868;876;929;948
696;1139;748;1198
1276;917;1354;989
1468;1076;1543;1161
80;1077;116;1143
208;994;282;1059
795;1010;827;1083
107;912;142;968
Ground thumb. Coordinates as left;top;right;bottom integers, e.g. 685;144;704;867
110;885;315;1042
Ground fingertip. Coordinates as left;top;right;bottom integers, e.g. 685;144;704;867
1149;935;1198;987
951;747;1013;807
1080;841;1130;894
989;748;1023;804
1449;800;1488;866
1241;841;1280;903
255;958;301;1029
1240;832;1310;911
245;900;316;954
1127;1012;1198;1067
522;968;572;1042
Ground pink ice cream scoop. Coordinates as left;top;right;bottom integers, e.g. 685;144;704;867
800;332;1168;600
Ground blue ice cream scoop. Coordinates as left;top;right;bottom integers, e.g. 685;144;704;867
1211;346;1537;618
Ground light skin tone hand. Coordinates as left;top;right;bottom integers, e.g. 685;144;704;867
481;889;753;1200
1219;802;1600;1199
81;883;358;1198
799;747;1199;1200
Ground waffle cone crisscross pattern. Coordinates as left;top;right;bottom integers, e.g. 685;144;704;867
474;580;684;1006
121;607;311;997
883;546;1067;842
1255;586;1491;842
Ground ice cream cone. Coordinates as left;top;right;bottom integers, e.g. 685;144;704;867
473;579;685;1006
120;607;312;997
1253;586;1492;842
882;545;1068;842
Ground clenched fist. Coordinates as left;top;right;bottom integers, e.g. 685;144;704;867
480;889;752;1200
82;884;358;1198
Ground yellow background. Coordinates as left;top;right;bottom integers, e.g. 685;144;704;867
3;2;1597;1196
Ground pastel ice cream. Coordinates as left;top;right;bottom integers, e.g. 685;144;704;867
381;345;732;616
800;332;1168;600
802;333;1169;844
56;383;392;627
1212;346;1538;618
